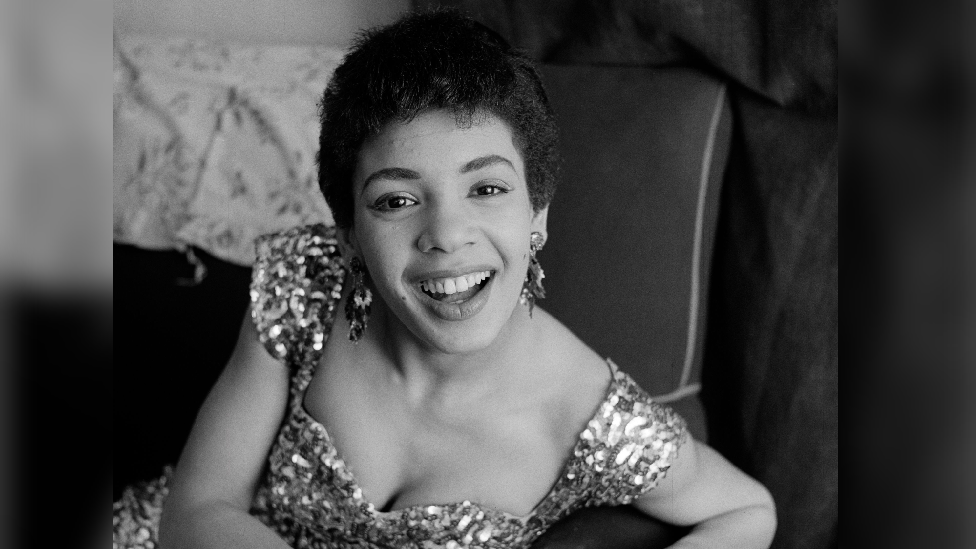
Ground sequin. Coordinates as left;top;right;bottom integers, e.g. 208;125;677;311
112;224;688;549
616;444;635;465
625;416;647;435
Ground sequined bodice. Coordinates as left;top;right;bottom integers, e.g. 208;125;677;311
247;224;687;549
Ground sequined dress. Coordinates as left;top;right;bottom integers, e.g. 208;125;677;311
113;224;688;549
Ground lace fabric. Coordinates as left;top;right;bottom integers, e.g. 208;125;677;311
113;36;338;266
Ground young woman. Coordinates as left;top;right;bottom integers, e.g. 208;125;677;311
115;10;776;549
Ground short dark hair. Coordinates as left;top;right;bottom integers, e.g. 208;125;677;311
318;10;559;229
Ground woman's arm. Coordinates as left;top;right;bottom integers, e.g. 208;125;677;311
632;436;777;549
158;318;293;549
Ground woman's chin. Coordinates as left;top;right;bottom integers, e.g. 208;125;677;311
414;312;510;356
406;284;519;355
420;327;501;356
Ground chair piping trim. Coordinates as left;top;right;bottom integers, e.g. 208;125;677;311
652;382;702;404
680;84;727;388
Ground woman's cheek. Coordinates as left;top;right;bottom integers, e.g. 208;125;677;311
497;210;534;261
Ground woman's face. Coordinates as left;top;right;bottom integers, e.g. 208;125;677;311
347;109;547;354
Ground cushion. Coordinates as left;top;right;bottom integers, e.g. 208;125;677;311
538;65;731;440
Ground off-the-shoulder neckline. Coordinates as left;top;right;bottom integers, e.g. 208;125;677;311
293;358;623;520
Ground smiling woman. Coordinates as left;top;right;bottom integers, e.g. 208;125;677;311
350;111;543;349
113;10;776;549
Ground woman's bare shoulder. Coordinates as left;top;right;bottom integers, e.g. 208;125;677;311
529;307;613;437
533;306;610;375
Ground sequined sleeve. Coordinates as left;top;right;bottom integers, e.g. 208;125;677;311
249;224;345;368
577;368;688;505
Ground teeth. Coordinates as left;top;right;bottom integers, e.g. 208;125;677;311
420;271;491;295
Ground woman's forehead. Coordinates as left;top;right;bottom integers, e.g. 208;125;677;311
356;110;525;179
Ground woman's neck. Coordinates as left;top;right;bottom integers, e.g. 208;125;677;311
342;297;543;414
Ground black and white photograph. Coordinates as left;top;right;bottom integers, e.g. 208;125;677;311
110;2;834;547
9;0;975;548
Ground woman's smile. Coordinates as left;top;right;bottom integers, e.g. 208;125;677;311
419;270;492;299
410;269;497;321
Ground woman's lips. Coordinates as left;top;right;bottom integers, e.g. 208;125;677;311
413;271;495;321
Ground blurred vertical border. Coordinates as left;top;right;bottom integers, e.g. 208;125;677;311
846;0;975;547
1;0;112;547
0;0;971;547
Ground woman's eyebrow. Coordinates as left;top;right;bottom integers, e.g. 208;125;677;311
460;154;515;174
361;156;514;194
361;167;421;193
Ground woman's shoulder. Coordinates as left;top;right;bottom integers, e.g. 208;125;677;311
530;308;689;504
529;308;614;442
576;361;689;505
253;223;339;264
250;223;345;366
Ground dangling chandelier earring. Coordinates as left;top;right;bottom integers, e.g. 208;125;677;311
345;256;372;342
520;231;547;316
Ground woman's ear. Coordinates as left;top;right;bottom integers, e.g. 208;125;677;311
337;225;358;260
531;206;549;237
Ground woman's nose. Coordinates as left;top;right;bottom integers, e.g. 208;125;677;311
416;203;476;254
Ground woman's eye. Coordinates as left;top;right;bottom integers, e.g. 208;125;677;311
371;194;418;212
473;182;510;197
